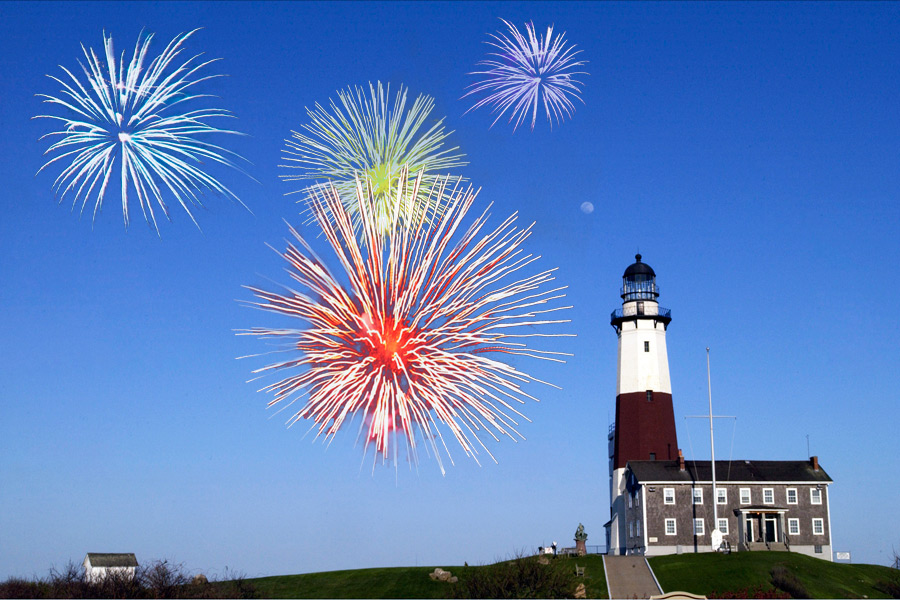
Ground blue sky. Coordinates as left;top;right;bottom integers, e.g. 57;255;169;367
2;0;899;578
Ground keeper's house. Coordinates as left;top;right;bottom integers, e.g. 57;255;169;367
622;454;833;559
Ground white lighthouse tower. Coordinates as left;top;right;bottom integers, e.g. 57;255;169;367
606;254;678;555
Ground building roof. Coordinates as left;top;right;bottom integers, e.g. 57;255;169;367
627;459;832;484
84;553;138;568
623;254;656;278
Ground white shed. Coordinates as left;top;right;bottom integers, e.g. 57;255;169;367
82;553;138;582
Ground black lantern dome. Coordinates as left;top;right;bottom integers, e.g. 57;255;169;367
621;254;659;301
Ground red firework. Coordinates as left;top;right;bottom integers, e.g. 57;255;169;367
242;172;571;473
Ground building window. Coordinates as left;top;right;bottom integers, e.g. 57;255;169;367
788;518;800;535
812;518;824;535
717;488;727;504
637;520;642;537
763;488;774;504
644;341;650;352
717;518;728;535
664;488;675;505
786;488;798;505
693;488;703;505
740;488;751;505
811;488;822;505
815;545;823;554
693;519;705;536
629;522;634;538
628;492;632;508
635;490;640;507
665;519;677;535
646;390;653;402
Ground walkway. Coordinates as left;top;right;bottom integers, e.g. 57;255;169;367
602;555;663;599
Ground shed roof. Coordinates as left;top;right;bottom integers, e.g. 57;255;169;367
85;553;138;568
627;459;832;484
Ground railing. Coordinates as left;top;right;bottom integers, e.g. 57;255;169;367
557;545;606;556
610;307;672;321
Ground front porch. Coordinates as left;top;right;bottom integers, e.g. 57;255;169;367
735;506;790;552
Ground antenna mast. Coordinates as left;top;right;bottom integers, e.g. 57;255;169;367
707;347;720;551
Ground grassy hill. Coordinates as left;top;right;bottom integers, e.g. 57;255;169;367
246;552;899;599
247;554;608;599
649;551;899;599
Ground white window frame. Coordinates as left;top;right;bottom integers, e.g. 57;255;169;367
693;488;703;505
812;518;824;535
788;518;800;535
665;519;677;536
763;488;774;504
739;488;751;505
693;518;705;536
663;488;675;505
717;488;727;504
811;488;822;505
717;518;728;534
786;488;798;505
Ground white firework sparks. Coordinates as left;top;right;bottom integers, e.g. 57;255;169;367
35;29;249;231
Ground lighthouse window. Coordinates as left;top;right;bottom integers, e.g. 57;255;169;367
644;341;650;352
646;390;653;402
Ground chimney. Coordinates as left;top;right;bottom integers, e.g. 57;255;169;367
678;449;685;471
810;455;819;471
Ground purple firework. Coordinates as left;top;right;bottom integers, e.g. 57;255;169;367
464;19;587;132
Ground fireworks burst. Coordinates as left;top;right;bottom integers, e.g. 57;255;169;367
464;19;587;131
35;29;248;231
280;82;466;231
242;171;571;474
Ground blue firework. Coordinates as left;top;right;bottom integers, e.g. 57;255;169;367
35;29;249;231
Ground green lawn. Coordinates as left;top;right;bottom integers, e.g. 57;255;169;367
246;554;608;599
244;552;899;599
649;551;900;599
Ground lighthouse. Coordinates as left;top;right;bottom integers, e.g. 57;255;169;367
606;254;679;555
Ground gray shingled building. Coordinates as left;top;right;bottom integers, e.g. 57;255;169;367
621;455;833;560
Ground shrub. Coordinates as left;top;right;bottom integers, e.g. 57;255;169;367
708;585;790;599
450;554;577;599
875;576;900;599
769;564;809;599
0;559;257;599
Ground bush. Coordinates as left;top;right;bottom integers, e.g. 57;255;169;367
0;560;257;599
450;554;577;599
875;576;900;599
769;564;809;599
708;585;790;599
